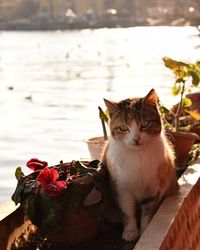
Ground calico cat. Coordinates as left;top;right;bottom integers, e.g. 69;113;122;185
101;89;178;242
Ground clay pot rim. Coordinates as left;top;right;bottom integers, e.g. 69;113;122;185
167;130;199;140
84;136;108;143
186;91;200;98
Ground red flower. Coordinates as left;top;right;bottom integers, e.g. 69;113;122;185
26;158;48;171
37;167;59;186
43;181;67;197
37;167;67;197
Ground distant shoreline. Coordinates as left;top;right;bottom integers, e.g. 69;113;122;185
0;17;199;31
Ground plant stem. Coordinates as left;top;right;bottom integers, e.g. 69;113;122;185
175;81;185;131
101;119;108;140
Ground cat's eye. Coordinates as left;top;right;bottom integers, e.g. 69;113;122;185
141;120;150;129
119;125;129;132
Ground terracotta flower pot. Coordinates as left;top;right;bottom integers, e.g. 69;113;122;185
12;160;109;246
85;136;108;160
45;164;107;245
167;131;199;165
47;206;104;245
46;169;106;244
190;126;200;143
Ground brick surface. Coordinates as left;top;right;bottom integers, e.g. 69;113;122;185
135;160;200;250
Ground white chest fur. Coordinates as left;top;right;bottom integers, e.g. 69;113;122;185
107;135;166;201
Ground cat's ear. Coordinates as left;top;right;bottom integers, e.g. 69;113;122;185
144;89;158;103
104;99;118;116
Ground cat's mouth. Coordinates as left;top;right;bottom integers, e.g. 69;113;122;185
134;140;140;146
132;139;142;147
126;141;142;149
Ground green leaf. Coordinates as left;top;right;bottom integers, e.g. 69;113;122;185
189;70;200;86
34;194;64;236
104;109;110;120
83;187;102;206
186;110;200;121
98;106;109;123
159;105;171;115
15;167;24;180
64;184;83;210
196;61;200;68
88;160;101;168
182;97;192;108
163;57;187;70
162;57;189;77
24;180;39;194
171;84;181;96
72;161;97;174
176;78;185;84
163;122;173;129
25;194;38;225
11;180;25;205
177;125;192;132
189;144;200;165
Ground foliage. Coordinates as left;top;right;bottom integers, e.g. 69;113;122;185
163;57;200;89
12;158;109;237
189;143;200;165
185;110;200;121
162;57;200;131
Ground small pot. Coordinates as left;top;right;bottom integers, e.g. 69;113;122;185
46;166;106;245
85;136;108;160
47;206;104;245
16;161;107;246
167;131;199;165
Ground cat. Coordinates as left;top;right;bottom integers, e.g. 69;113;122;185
101;89;178;242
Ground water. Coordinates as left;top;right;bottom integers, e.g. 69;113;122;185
0;26;199;204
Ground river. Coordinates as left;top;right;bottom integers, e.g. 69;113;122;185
0;26;199;204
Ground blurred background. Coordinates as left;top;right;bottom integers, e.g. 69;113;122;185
0;0;200;204
0;0;200;28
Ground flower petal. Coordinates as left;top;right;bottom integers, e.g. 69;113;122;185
37;167;59;186
26;158;48;171
43;181;67;197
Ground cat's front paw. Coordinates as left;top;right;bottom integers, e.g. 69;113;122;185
122;229;139;242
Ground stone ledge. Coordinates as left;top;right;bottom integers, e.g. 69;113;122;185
135;160;200;250
0;199;18;221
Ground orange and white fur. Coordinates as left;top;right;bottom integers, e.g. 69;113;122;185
101;89;178;241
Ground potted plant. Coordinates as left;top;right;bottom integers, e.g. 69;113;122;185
11;158;110;246
162;57;200;166
85;107;109;160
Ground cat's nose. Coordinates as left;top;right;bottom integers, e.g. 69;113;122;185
133;139;139;145
132;134;141;145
